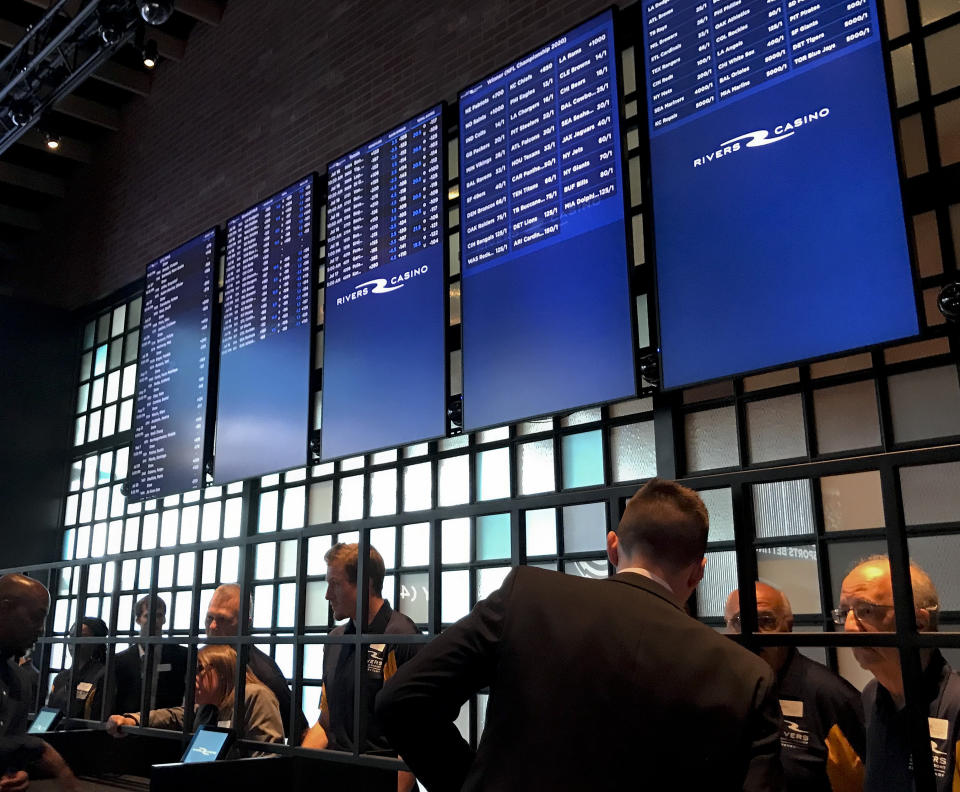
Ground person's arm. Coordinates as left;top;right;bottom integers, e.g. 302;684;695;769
300;683;330;750
243;686;284;748
376;568;516;792
31;742;80;792
106;704;186;735
742;670;786;792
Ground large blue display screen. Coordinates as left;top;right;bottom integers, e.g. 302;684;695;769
644;0;919;388
459;10;636;431
321;106;446;460
215;177;314;483
130;229;216;501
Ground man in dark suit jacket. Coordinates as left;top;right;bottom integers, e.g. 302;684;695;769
113;595;188;714
377;478;784;792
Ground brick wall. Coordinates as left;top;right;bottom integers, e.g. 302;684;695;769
27;0;618;308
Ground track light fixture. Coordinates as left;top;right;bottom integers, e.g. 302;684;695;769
8;98;37;128
138;0;174;26
937;282;960;323
142;39;158;69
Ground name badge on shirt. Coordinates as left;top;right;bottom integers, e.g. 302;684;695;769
929;717;949;741
76;682;93;701
157;663;172;672
780;699;803;718
217;720;232;729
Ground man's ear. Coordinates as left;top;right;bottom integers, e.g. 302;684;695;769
606;531;620;569
688;557;706;589
916;607;931;631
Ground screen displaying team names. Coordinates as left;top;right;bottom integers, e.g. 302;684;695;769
321;106;446;460
215;177;314;482
644;0;918;388
459;10;636;431
129;230;216;501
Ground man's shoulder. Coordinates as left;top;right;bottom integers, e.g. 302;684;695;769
790;652;862;714
249;646;285;678
936;663;960;717
795;652;860;696
385;608;419;636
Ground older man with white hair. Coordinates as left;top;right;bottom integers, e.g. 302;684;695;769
838;555;960;791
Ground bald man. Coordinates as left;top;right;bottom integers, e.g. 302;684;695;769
838;556;960;791
0;574;79;791
203;584;307;739
726;583;865;792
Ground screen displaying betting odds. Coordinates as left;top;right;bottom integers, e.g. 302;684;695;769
321;106;446;460
215;176;314;483
644;0;918;388
129;229;216;501
459;9;636;431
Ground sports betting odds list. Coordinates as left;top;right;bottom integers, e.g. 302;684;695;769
459;10;636;431
643;0;919;388
645;0;877;129
129;230;216;501
321;106;446;460
460;16;619;268
215;177;314;483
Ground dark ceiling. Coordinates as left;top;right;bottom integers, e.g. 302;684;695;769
0;0;225;249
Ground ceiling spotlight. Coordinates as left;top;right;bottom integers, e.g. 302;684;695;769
138;0;174;26
142;39;158;69
937;282;960;323
8;99;36;127
44;132;61;151
99;20;124;45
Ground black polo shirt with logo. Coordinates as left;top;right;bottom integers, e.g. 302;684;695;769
320;601;419;753
775;648;866;792
863;649;960;792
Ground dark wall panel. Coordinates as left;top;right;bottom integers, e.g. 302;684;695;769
0;296;75;565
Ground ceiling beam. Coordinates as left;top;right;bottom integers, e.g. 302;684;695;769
0;161;65;197
20;0;83;13
151;29;187;61
0;204;41;231
52;94;120;131
175;0;224;25
18;128;92;162
94;60;152;96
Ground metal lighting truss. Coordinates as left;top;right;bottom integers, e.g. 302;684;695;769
0;0;139;158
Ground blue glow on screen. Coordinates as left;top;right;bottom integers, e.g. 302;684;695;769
459;10;636;431
130;229;216;501
644;0;918;388
182;728;229;763
321;106;446;460
214;177;314;483
28;708;58;734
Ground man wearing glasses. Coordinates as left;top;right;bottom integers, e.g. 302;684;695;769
837;555;960;791
725;582;865;791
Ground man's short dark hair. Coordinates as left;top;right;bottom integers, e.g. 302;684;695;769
324;543;386;597
617;479;709;571
134;595;166;620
